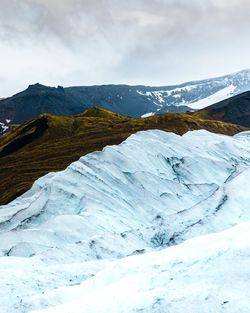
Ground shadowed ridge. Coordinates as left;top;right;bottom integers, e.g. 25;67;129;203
0;116;49;158
0;106;248;205
194;91;250;127
205;91;250;111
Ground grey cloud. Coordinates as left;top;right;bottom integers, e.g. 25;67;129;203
0;0;249;96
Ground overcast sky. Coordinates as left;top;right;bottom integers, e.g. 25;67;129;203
0;0;250;97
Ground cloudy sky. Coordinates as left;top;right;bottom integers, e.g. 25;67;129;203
0;0;250;97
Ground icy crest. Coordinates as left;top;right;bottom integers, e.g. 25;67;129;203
1;129;250;312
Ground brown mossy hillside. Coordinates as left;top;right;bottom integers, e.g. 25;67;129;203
0;107;248;205
191;109;226;121
77;106;125;118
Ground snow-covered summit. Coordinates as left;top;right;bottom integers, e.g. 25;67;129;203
1;129;250;312
138;69;250;114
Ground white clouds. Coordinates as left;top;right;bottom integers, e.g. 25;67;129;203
30;0;67;10
0;0;249;97
210;0;244;9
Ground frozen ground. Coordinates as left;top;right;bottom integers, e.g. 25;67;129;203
0;129;250;312
30;221;250;313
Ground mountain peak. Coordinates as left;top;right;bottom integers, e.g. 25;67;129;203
27;83;48;90
78;106;125;118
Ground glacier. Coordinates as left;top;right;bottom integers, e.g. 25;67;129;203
30;221;250;313
0;129;250;312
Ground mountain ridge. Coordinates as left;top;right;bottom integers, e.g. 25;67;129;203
1;69;250;130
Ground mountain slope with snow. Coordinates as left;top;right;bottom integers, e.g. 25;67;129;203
0;119;11;134
0;129;250;312
137;69;250;114
1;69;250;131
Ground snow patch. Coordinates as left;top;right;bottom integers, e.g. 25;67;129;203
141;112;154;118
0;122;9;133
187;85;236;109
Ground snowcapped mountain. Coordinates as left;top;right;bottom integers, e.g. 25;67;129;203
139;69;250;116
0;69;250;132
1;129;250;312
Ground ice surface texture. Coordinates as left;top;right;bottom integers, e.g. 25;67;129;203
1;129;250;312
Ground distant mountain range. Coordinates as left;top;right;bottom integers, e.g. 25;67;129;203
1;69;250;134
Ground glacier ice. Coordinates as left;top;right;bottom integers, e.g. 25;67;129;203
30;220;250;313
0;129;250;312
